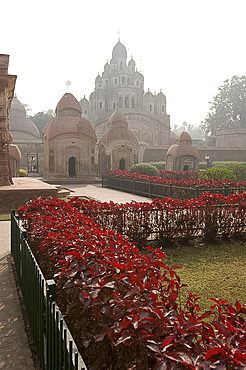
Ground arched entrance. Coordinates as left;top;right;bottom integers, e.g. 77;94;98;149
119;158;126;170
69;156;76;177
183;164;189;171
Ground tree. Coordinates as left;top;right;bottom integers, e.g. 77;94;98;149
172;121;204;140
28;110;55;136
201;75;246;143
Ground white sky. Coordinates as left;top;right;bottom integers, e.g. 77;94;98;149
2;0;246;128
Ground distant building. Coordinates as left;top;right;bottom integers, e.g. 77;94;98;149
80;40;171;162
166;132;199;171
9;96;43;176
98;111;139;176
43;93;97;182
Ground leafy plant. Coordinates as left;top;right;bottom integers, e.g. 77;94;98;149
19;168;27;177
130;163;160;177
199;167;237;181
18;197;246;369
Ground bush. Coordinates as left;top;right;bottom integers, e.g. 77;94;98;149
199;167;237;181
148;161;166;170
19;169;27;177
130;163;160;177
227;164;246;181
18;197;246;370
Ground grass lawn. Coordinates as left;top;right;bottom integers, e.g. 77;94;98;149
163;239;246;313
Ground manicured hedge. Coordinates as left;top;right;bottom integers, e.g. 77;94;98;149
69;194;246;244
18;197;246;369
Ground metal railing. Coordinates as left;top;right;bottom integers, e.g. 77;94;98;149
102;176;246;200
11;210;87;370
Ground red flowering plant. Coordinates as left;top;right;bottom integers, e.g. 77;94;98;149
69;193;246;244
18;197;246;369
106;170;246;200
159;170;200;181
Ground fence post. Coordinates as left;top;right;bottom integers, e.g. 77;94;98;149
47;279;56;301
169;183;172;198
224;185;229;196
196;186;200;198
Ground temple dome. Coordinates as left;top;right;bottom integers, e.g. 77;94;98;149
100;111;138;146
112;40;127;60
55;93;82;116
43;93;96;142
9;97;40;141
166;132;199;159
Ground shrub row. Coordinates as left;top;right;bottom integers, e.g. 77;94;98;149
159;170;199;181
69;193;246;244
107;169;246;190
18;197;246;369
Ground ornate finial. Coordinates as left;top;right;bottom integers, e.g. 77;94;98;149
118;30;120;42
66;81;71;91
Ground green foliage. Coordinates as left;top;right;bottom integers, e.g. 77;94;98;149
202;75;246;141
148;161;166;170
227;164;246;181
19;169;27;177
199;167;237;181
130;163;160;177
172;121;204;140
28;110;55;136
200;161;246;181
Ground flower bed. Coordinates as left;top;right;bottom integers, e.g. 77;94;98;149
105;170;246;200
69;193;246;244
18;197;246;369
107;169;246;189
159;170;200;181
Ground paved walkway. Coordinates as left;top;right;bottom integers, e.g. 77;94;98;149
63;182;151;203
0;185;150;369
0;221;35;369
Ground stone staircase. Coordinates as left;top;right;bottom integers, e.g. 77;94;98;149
55;185;71;198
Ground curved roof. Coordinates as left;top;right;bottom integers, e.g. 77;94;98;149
55;93;82;115
9;97;40;141
175;131;192;145
95;74;102;83
133;70;144;80
102;69;110;78
99;111;138;147
104;61;110;70
112;40;127;60
43;116;97;142
9;144;21;161
108;111;128;128
128;58;135;66
99;126;139;147
166;132;199;159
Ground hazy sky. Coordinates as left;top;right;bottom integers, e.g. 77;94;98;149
2;0;246;128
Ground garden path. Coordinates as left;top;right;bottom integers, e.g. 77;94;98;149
0;221;35;369
63;183;151;203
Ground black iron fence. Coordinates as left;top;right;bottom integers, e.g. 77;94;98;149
11;210;87;370
102;176;246;200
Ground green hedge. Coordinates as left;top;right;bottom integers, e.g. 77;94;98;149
130;163;160;177
199;167;237;181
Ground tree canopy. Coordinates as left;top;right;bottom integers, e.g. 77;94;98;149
172;121;203;140
28;110;55;136
201;75;246;143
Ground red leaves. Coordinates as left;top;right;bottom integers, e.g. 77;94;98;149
18;196;246;370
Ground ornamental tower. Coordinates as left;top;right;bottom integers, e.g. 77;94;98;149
0;54;16;185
